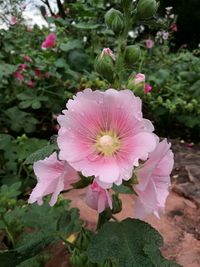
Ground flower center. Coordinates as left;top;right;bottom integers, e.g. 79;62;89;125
95;131;120;156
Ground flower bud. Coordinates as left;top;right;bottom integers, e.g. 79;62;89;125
136;0;159;20
95;48;115;83
127;73;145;95
124;45;141;65
105;8;124;35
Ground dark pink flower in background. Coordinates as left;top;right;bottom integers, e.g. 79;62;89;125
41;33;56;49
146;38;154;49
23;55;31;62
27;79;36;88
144;83;152;94
10;16;17;25
19;63;27;71
34;69;43;78
170;23;178;32
14;71;24;82
86;180;112;213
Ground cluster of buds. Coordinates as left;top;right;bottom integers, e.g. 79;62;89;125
95;46;141;83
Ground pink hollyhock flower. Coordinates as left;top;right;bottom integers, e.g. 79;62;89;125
10;16;17;25
170;23;178;32
86;180;112;213
27;79;36;88
134;139;174;219
41;33;56;49
146;38;154;49
34;69;43;78
28;152;80;206
144;83;152;94
23;55;31;62
134;73;145;85
57;89;158;188
100;48;116;61
19;63;27;71
14;71;24;82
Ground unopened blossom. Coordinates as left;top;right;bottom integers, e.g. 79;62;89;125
27;79;36;88
41;33;56;49
34;69;43;78
144;83;152;94
10;16;17;25
20;63;27;71
23;55;31;62
134;73;145;85
146;38;154;49
100;48;116;61
57;89;158;188
134;139;174;219
14;71;24;82
28;152;79;206
86;180;112;213
170;23;178;32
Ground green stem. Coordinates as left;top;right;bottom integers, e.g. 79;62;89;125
113;5;132;89
1;215;15;247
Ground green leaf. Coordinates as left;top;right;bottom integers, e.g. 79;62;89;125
54;58;68;68
0;134;14;150
4;107;39;133
112;184;134;194
88;218;180;267
60;39;83;52
0;199;83;267
0;182;21;200
24;144;58;164
73;22;100;29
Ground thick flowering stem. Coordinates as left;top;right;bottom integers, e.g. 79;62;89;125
113;5;133;89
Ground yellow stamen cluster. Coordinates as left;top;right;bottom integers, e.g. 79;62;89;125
95;131;120;156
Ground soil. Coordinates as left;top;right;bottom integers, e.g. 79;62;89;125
45;139;200;267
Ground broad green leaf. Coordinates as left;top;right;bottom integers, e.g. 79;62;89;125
88;218;180;267
60;39;83;52
0;134;14;150
0;182;21;200
0;200;83;267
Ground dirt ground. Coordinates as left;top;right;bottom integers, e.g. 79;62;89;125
46;140;200;267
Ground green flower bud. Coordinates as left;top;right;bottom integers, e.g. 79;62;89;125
136;0;159;20
127;73;145;96
95;49;115;83
111;194;122;214
124;45;141;65
105;8;124;35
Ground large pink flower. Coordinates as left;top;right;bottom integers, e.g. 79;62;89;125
57;89;158;188
28;152;79;206
134;139;174;219
41;33;56;49
86;180;112;213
